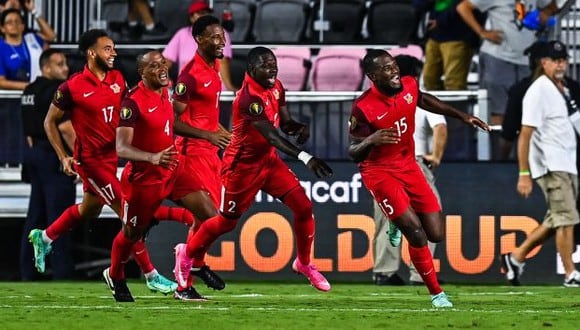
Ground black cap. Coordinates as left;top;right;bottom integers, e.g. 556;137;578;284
523;41;549;60
545;40;568;60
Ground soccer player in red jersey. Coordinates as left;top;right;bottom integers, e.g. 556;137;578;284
104;50;202;302
170;15;231;299
348;49;490;307
28;30;190;296
173;46;333;299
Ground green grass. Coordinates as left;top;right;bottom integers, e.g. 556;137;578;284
1;281;580;329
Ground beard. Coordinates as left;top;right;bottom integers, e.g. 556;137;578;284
95;55;111;72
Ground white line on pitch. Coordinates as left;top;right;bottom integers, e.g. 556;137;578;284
0;305;578;314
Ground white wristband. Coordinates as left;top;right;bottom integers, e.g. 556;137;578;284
31;10;41;19
297;151;313;165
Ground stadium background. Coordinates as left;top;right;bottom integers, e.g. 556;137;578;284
1;0;580;285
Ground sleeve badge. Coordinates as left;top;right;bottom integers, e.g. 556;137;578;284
249;102;263;115
54;90;63;103
175;82;186;96
348;115;357;130
120;107;132;120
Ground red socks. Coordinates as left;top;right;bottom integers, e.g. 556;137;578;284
110;231;135;279
186;214;238;267
284;187;314;265
153;206;194;226
408;244;442;295
131;240;154;274
46;205;81;240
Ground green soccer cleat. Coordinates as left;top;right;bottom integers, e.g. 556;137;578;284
146;273;178;295
388;221;402;247
431;292;453;308
28;229;52;273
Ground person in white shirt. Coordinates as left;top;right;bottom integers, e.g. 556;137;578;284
502;40;580;287
372;55;448;285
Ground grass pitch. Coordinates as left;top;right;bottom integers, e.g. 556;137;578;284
1;281;579;329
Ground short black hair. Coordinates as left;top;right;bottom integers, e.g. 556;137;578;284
39;48;64;68
192;15;220;38
1;8;23;26
78;29;109;56
394;55;423;78
136;49;162;75
247;46;274;71
363;49;389;75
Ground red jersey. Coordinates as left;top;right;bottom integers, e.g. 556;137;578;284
172;52;221;155
119;82;175;184
52;66;126;162
349;76;419;171
222;73;286;166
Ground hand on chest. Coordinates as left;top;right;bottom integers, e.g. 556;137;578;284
370;92;416;131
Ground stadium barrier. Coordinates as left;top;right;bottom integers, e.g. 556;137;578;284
0;89;489;168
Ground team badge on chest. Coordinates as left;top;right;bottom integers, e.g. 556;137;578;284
403;93;413;104
110;83;121;94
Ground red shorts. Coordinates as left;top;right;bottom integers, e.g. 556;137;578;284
120;163;180;229
172;152;221;206
220;155;301;218
76;158;121;206
361;162;440;219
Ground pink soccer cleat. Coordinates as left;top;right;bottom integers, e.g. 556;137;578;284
173;243;193;288
292;258;331;292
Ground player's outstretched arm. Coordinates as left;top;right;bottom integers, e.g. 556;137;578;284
418;92;491;132
279;104;310;145
252;119;332;178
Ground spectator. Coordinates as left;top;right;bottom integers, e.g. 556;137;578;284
126;0;166;39
372;55;448;286
0;3;56;90
456;0;557;125
0;0;20;12
414;0;478;91
499;40;548;160
20;48;75;281
163;0;237;92
502;40;580;287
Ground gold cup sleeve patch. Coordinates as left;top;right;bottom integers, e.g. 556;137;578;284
120;107;132;120
175;82;186;96
54;90;63;103
249;102;263;115
348;115;357;130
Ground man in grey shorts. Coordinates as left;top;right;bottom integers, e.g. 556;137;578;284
501;41;580;287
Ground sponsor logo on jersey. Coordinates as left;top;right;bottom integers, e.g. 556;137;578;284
54;90;63;103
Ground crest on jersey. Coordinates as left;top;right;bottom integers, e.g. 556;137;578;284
54;90;63;103
175;82;186;96
249;102;263;115
273;89;280;100
348;115;357;130
110;83;121;94
404;92;413;104
120;107;132;120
